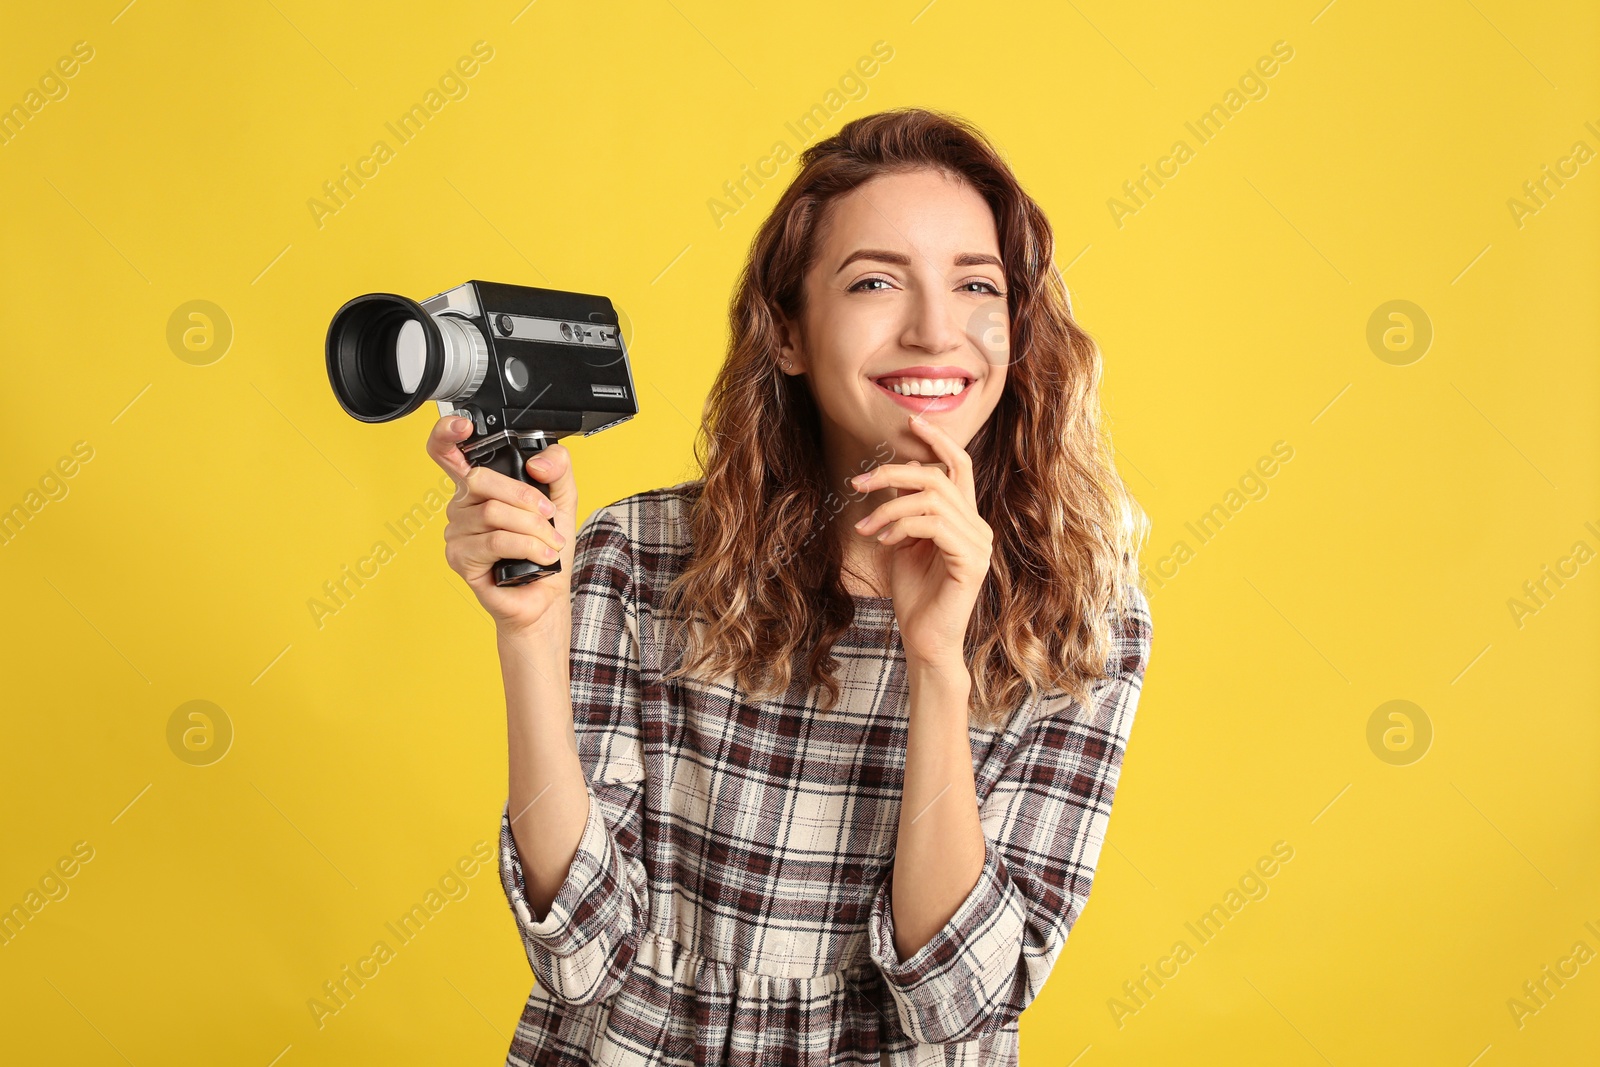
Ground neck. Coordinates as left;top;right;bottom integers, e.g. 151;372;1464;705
820;426;896;598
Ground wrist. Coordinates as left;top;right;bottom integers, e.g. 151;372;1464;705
496;615;570;656
905;655;971;694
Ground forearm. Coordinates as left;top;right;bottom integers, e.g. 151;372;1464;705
498;621;591;923
890;657;986;961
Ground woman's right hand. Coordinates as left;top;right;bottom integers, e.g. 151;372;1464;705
426;415;578;638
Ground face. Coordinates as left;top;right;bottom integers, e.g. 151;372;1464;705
777;167;1009;469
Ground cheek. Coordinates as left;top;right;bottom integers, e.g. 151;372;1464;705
974;369;1007;419
807;310;890;384
817;295;900;356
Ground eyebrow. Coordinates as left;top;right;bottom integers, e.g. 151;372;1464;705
834;248;1004;273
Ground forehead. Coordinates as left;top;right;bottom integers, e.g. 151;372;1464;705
813;167;1000;263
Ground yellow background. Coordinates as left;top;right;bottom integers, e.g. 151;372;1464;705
2;1;1596;1064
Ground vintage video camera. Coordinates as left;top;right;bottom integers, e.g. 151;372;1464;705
325;280;638;586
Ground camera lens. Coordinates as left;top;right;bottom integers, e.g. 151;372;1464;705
396;320;428;393
326;293;443;423
326;293;489;422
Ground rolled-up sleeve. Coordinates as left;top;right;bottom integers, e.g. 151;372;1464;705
866;584;1153;1045
497;506;649;1007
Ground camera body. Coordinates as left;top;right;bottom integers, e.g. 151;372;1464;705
408;279;636;439
325;279;639;586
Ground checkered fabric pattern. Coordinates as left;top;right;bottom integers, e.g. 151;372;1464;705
497;482;1151;1065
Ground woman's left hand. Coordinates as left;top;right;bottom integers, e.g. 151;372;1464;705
851;414;994;669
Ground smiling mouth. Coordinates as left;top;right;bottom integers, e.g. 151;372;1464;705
869;374;975;398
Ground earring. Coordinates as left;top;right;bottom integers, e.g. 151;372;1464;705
780;358;792;370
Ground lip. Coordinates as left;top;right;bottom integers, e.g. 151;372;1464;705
870;369;976;414
870;365;974;382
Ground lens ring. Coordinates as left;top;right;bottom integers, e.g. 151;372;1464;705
325;293;444;422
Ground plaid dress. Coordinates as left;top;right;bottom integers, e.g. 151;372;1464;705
497;482;1152;1066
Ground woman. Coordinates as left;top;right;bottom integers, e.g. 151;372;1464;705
426;108;1153;1066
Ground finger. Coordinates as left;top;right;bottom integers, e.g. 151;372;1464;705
426;415;475;485
458;463;556;517
853;482;983;542
876;514;988;575
852;462;964;515
446;528;563;572
450;497;565;552
904;459;953;485
852;482;935;536
525;443;576;514
899;459;919;503
906;415;974;502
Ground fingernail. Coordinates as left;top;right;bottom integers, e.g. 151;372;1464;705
451;417;469;433
854;517;869;529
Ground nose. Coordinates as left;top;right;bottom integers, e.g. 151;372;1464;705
900;288;965;355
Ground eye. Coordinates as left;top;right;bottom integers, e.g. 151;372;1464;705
847;277;894;293
960;280;1004;295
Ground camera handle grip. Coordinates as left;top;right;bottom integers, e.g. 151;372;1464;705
458;429;561;587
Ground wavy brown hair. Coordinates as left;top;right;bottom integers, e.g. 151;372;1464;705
659;107;1149;728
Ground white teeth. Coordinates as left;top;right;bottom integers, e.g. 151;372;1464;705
881;377;968;397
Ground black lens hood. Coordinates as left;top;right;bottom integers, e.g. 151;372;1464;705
325;292;444;423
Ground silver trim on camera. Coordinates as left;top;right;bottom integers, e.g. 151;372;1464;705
490;312;622;349
421;283;482;319
434;314;489;400
458;428;549;464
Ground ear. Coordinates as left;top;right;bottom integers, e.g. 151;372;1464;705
772;307;804;374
